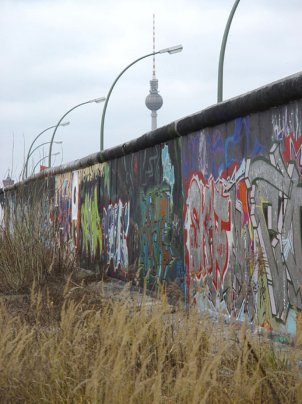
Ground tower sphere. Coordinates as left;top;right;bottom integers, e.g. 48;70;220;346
145;78;163;111
145;92;163;111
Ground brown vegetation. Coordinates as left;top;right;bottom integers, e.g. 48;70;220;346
0;276;301;403
0;198;301;403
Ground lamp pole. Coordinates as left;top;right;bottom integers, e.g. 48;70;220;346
26;141;63;177
100;44;183;151
48;97;106;168
31;153;60;176
23;122;69;179
217;0;240;103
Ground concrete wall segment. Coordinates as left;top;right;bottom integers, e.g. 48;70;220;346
2;71;302;336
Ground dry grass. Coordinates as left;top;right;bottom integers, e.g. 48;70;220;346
0;198;301;403
0;278;301;403
0;189;74;293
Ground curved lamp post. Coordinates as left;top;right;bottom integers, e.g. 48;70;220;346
31;153;60;176
217;0;240;102
23;122;69;179
48;97;106;168
25;141;63;177
23;140;63;179
100;44;183;151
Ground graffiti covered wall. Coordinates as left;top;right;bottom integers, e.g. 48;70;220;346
2;74;302;335
182;107;302;335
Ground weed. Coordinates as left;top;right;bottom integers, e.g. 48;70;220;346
0;279;301;403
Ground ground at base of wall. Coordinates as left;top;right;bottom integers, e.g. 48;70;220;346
1;273;300;352
1;273;302;403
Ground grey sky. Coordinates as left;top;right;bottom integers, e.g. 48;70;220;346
1;0;302;182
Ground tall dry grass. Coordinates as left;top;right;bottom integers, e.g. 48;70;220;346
0;186;74;293
0;279;301;403
0;189;302;402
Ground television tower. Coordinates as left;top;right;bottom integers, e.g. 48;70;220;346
145;14;163;131
2;170;14;188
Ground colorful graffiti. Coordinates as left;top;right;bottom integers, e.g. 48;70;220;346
2;99;302;335
140;186;172;284
247;142;302;319
55;173;72;245
103;200;130;273
184;174;231;292
78;165;105;268
81;185;102;258
183;109;302;334
184;162;255;320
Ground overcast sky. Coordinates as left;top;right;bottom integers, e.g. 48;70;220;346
1;0;302;183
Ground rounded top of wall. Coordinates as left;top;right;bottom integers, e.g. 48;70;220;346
4;70;302;192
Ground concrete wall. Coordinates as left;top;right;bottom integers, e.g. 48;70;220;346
2;72;302;335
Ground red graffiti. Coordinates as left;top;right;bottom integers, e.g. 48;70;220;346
184;173;231;296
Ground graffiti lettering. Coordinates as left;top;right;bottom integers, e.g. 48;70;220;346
103;200;129;272
246;142;302;320
184;173;231;306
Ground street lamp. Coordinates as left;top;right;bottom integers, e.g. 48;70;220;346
217;0;240;102
23;122;69;179
31;153;60;176
48;97;106;168
25;141;63;178
100;44;183;151
23;141;63;179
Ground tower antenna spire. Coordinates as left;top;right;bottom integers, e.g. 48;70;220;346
145;14;163;131
152;13;156;78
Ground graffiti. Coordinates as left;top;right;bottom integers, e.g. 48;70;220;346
139;145;162;190
55;173;72;244
103;200;129;273
226;194;255;321
206;117;266;180
71;171;79;251
3;95;302;336
272;104;302;142
72;171;79;221
185;139;302;323
219;160;256;320
283;133;302;170
78;163;109;268
162;144;175;193
182;132;206;178
184;173;232;308
272;104;302;172
140;186;173;284
80;184;102;259
246;142;302;320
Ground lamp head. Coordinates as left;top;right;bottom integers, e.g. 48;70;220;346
159;44;183;54
60;121;70;127
94;97;106;103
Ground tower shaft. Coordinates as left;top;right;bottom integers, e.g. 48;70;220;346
145;14;163;131
151;111;157;131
